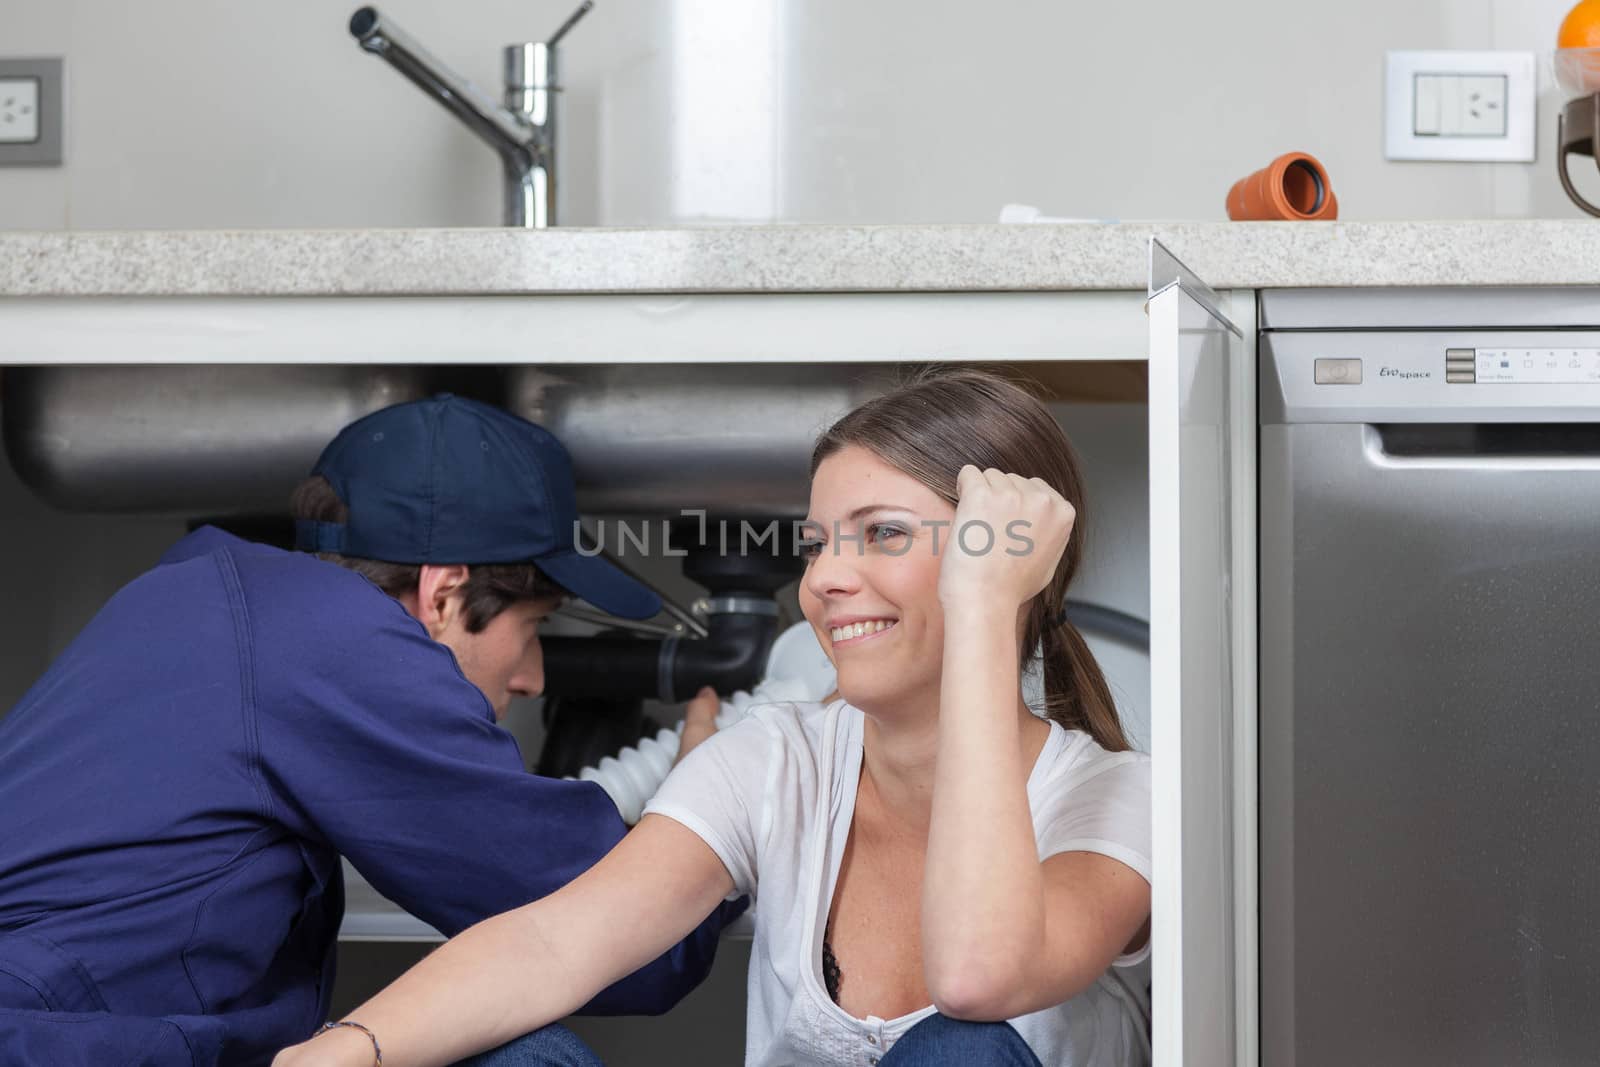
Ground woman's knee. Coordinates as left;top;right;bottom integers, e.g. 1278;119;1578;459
452;1023;604;1067
881;1013;1042;1067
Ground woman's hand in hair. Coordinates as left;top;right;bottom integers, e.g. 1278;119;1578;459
938;465;1075;612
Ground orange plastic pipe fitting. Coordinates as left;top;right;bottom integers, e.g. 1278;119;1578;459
1226;151;1339;221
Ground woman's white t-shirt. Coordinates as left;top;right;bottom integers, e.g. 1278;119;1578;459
642;699;1152;1067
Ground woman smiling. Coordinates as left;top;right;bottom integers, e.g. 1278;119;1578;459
275;368;1151;1067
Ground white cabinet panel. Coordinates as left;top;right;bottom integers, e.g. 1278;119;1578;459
0;292;1148;365
1148;243;1241;1067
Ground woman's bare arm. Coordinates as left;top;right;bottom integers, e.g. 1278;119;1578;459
923;606;1149;1021
272;814;733;1067
922;467;1149;1020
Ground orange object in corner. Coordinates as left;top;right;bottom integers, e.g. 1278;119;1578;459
1559;0;1600;48
1226;152;1339;221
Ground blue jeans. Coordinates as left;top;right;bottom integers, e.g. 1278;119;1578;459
453;1024;604;1067
452;1014;1039;1066
880;1013;1043;1067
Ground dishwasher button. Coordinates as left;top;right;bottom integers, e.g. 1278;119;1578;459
1314;358;1363;384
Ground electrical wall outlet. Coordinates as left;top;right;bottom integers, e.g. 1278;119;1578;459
1413;73;1508;137
0;78;39;143
0;57;62;165
1386;50;1534;162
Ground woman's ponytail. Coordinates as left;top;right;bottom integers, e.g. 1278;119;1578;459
1038;613;1130;753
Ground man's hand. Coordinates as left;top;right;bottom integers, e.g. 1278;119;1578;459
675;686;720;766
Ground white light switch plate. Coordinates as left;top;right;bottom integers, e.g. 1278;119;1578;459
1386;50;1534;162
0;78;39;143
0;57;62;165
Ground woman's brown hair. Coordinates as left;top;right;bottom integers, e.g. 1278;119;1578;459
810;366;1129;752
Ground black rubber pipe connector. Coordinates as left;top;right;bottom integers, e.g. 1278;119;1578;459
542;607;780;703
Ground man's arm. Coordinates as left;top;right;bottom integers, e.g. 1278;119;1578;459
252;580;741;1013
274;815;735;1067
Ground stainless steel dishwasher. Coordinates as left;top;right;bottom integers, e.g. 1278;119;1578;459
1259;288;1600;1066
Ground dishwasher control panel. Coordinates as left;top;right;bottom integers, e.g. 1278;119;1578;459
1262;329;1600;425
1450;347;1600;385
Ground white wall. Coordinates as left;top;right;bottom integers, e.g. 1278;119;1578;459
0;0;1593;230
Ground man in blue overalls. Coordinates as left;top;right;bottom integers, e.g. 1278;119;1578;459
0;395;739;1066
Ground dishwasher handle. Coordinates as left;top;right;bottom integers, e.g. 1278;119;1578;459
1366;422;1600;469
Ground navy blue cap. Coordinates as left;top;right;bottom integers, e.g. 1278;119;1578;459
295;394;661;620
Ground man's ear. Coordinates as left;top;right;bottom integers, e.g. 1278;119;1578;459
413;564;471;639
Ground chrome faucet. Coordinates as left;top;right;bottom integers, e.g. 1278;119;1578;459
348;3;593;228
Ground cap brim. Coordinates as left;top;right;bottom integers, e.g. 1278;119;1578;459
536;550;663;620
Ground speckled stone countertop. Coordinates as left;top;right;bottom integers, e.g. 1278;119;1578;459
1;221;1598;296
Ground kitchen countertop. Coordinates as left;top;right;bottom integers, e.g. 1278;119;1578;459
1;221;1597;297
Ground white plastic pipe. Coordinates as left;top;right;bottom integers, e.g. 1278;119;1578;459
570;623;836;824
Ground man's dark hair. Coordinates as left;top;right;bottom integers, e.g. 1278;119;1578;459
290;476;566;634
